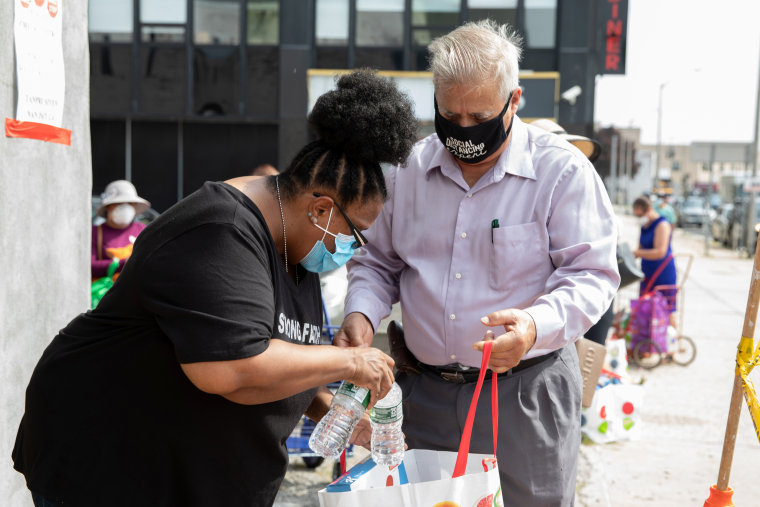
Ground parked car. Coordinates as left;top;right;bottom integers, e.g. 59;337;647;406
676;195;709;227
711;203;734;245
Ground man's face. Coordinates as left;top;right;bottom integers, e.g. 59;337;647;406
435;80;519;129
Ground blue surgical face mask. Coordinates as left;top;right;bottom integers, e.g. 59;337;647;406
300;207;356;273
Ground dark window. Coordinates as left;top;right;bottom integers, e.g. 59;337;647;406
91;120;126;193
315;0;349;45
354;48;403;70
246;46;279;118
315;47;348;68
524;0;557;49
140;0;187;23
194;0;241;45
412;0;459;26
90;43;132;114
356;0;404;47
521;48;556;71
89;0;133;42
194;46;241;116
182;123;278;195
131;121;179;212
467;0;518;27
139;46;186;115
247;0;279;44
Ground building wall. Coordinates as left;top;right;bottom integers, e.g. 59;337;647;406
0;1;91;504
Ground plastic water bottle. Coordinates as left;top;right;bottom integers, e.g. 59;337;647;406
370;382;404;466
309;381;370;458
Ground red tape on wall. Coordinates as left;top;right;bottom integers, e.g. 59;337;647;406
5;118;71;146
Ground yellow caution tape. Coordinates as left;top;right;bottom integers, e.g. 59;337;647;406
737;336;760;445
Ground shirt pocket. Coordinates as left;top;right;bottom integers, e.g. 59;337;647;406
489;221;547;291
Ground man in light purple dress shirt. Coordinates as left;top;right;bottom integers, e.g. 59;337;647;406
335;20;619;505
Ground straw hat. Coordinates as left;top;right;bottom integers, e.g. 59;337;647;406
96;180;151;217
530;118;602;163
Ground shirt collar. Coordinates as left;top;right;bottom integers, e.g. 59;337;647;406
426;116;537;183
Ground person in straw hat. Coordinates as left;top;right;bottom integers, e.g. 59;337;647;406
91;179;151;279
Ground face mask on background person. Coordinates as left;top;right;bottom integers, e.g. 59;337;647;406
434;92;513;164
110;203;136;226
636;215;650;227
300;207;355;273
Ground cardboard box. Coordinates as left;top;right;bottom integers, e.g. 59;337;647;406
575;338;607;408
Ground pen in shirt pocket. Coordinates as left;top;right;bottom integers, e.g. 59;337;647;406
491;219;499;243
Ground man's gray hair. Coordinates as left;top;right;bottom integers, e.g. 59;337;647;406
428;19;523;102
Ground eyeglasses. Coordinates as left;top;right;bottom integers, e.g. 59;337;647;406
313;192;368;249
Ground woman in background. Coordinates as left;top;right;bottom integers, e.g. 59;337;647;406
91;179;150;279
633;195;677;324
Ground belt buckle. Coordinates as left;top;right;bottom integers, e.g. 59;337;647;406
440;371;466;384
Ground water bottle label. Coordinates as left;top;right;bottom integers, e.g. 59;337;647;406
337;382;371;408
371;403;402;423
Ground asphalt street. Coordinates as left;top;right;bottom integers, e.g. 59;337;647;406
274;209;760;506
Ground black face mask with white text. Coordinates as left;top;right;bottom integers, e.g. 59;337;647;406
434;92;513;164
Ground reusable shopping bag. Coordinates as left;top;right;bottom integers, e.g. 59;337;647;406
629;254;673;352
91;258;119;309
581;383;644;444
318;342;503;507
629;291;669;352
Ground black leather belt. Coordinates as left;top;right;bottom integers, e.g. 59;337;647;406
419;350;560;384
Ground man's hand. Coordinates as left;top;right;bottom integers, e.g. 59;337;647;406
333;312;374;348
345;347;395;408
349;413;409;452
349;413;373;450
473;308;537;373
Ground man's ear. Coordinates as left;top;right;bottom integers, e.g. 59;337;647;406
510;87;522;113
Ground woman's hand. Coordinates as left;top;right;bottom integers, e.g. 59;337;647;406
345;347;395;408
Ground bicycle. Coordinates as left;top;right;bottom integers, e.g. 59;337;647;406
611;253;697;370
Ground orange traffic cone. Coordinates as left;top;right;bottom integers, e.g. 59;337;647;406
704;485;734;507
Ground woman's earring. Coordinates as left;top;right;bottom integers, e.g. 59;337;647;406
307;212;318;224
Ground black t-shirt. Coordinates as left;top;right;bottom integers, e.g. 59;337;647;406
13;182;323;506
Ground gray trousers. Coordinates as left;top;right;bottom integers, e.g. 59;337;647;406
397;345;581;507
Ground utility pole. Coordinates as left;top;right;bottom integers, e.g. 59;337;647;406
655;82;668;192
611;134;618;204
751;40;760;177
626;137;633;201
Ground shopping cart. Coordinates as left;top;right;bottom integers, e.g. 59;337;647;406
611;253;697;369
285;296;352;475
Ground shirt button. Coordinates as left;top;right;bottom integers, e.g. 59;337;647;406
460;232;467;239
455;273;462;279
466;194;472;198
449;314;456;320
450;354;457;360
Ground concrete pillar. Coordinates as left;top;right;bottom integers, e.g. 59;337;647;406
0;1;91;503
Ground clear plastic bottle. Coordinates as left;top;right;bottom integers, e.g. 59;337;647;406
309;381;370;458
370;382;404;466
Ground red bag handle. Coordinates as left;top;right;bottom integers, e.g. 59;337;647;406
452;341;497;478
643;253;673;295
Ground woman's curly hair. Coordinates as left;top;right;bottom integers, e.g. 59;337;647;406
278;70;418;205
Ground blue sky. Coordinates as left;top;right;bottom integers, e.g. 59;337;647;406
594;0;760;146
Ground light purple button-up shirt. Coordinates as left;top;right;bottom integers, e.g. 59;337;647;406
345;117;619;367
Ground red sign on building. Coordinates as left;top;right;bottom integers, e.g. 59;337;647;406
598;0;628;75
